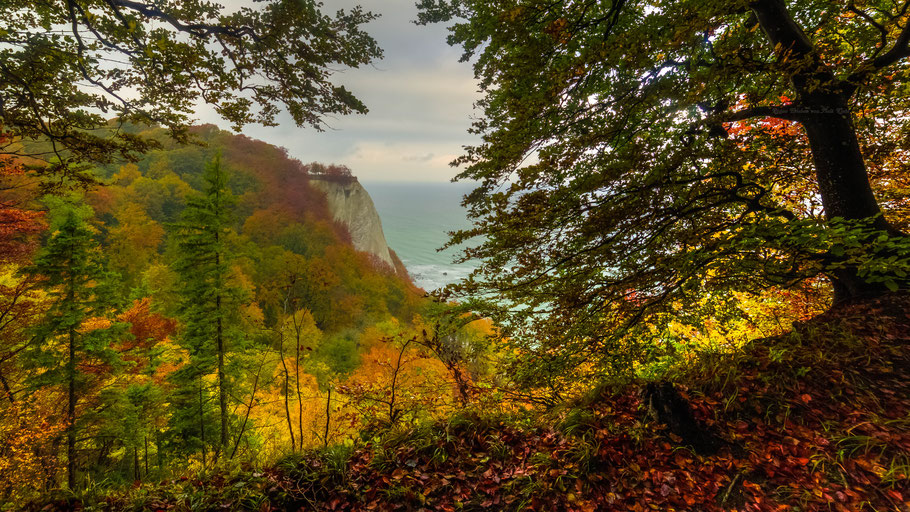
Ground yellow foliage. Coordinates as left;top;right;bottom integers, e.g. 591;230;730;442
340;334;457;428
78;316;112;334
0;401;65;502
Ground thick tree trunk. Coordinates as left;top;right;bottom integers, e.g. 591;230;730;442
644;382;719;455
802;102;884;224
800;95;898;302
751;0;907;303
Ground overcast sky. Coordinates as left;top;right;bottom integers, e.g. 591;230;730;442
199;0;481;182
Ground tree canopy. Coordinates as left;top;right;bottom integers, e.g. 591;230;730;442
419;0;910;379
0;0;382;184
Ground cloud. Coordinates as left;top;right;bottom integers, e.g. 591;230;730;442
344;141;462;181
197;0;481;182
404;153;436;163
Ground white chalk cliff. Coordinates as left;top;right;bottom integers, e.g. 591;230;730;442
309;177;395;269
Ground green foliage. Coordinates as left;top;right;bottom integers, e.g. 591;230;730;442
313;331;361;378
170;155;243;359
420;0;910;391
0;0;382;183
20;205;128;488
22;207;125;386
168;156;245;456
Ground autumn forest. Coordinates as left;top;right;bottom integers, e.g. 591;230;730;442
1;1;910;511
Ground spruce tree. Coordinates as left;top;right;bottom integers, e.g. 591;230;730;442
22;208;123;489
170;155;241;460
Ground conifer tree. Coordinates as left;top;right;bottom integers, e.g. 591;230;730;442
21;208;123;489
170;156;241;460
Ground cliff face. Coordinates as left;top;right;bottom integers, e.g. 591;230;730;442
309;177;395;269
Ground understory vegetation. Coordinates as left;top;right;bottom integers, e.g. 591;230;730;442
26;296;910;511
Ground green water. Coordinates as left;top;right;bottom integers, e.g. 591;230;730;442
361;181;478;291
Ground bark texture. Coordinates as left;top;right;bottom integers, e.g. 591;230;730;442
751;0;907;303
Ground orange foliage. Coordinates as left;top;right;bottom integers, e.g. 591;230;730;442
116;298;177;375
339;333;456;429
242;207;297;245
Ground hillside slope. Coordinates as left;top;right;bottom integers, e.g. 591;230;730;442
44;295;910;511
0;125;445;503
86;124;423;331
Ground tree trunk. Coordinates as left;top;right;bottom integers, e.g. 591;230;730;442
144;436;149;478
324;388;331;448
216;300;228;450
215;222;229;452
230;360;264;460
279;336;296;451
0;368;14;404
133;446;140;482
294;320;304;447
644;381;719;455
279;291;297;451
156;430;163;472
801;94;901;303
751;0;907;303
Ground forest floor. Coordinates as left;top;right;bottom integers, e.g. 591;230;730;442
31;295;910;511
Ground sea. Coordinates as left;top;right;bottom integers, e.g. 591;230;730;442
361;181;479;292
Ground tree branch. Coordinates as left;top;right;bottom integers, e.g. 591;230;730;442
65;0;133;111
870;5;910;69
106;0;259;41
749;0;815;57
844;1;910;93
848;2;888;57
720;105;807;122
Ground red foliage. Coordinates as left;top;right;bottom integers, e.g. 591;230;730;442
116;298;177;374
0;206;44;263
192;128;333;224
0;136;45;263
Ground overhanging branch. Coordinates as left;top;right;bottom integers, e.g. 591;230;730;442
845;1;910;91
106;0;259;41
870;18;910;68
721;105;807;122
